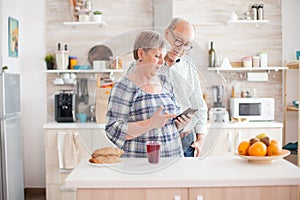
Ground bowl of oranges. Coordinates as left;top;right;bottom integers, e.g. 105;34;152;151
236;133;290;163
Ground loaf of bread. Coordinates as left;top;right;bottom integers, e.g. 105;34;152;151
89;147;124;164
89;155;121;164
91;147;124;158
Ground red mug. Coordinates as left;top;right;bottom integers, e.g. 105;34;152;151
146;141;161;164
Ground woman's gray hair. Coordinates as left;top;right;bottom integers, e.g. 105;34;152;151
133;31;165;60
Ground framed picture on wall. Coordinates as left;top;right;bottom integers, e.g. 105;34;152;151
8;17;18;58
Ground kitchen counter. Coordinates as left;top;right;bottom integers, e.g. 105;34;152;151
43;121;282;129
43;122;105;129
65;157;300;200
208;121;283;129
65;157;300;188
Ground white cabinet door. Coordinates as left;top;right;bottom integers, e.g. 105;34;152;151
202;128;235;157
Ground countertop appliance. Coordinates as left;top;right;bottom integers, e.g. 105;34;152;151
209;85;229;122
55;91;77;122
230;98;274;121
0;73;24;200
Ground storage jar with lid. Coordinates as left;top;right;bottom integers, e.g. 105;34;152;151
252;56;260;68
242;56;252;68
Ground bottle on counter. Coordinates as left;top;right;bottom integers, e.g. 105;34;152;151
251;4;258;20
231;86;236;98
55;43;62;69
208;41;216;67
258;4;264;20
56;43;69;70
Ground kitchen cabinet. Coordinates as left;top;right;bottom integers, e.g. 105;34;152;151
77;188;188;200
44;125;115;200
65;157;300;200
189;186;297;200
204;123;283;157
203;128;235;157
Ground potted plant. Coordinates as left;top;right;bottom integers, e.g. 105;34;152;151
92;11;103;22
44;54;55;70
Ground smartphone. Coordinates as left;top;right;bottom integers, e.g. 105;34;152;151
174;108;198;120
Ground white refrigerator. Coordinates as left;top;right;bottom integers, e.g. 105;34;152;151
0;73;24;200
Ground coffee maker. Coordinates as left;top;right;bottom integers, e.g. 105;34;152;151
209;85;229;122
55;90;78;122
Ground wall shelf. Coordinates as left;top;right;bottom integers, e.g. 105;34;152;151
227;20;269;27
207;66;288;73
286;106;298;112
63;21;107;28
227;20;269;24
286;61;299;69
46;69;123;73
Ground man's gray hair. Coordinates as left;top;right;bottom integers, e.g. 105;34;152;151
133;31;165;60
166;17;196;34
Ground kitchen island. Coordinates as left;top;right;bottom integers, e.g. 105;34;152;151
65;156;300;200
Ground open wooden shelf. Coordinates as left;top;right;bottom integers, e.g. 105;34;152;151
286;61;299;69
286;106;298;112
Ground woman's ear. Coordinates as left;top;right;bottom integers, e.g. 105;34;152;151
137;48;144;60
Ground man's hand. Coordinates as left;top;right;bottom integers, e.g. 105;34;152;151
191;133;206;157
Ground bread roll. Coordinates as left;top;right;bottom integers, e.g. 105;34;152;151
91;147;124;158
89;155;121;164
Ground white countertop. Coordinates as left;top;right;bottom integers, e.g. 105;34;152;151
208;121;283;129
44;121;283;129
43;122;105;129
65;157;300;189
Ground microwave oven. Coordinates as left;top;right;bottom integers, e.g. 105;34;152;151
229;98;274;121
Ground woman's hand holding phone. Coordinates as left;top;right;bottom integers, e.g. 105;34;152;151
174;108;198;130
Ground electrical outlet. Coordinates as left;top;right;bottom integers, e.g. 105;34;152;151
197;195;204;200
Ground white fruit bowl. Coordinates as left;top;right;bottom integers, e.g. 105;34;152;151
236;149;290;164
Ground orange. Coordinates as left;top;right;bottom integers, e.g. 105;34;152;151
270;139;280;145
267;140;282;156
248;141;267;156
238;141;250;155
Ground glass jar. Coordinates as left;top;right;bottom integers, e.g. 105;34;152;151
242;56;252;68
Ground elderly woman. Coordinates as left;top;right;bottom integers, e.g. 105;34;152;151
105;31;190;157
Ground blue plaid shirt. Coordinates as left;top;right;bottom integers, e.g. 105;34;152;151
105;75;183;158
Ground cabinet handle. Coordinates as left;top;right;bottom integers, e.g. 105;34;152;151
227;131;231;152
59;186;77;192
58;169;73;173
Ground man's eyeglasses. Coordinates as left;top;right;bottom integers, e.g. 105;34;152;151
169;29;193;51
